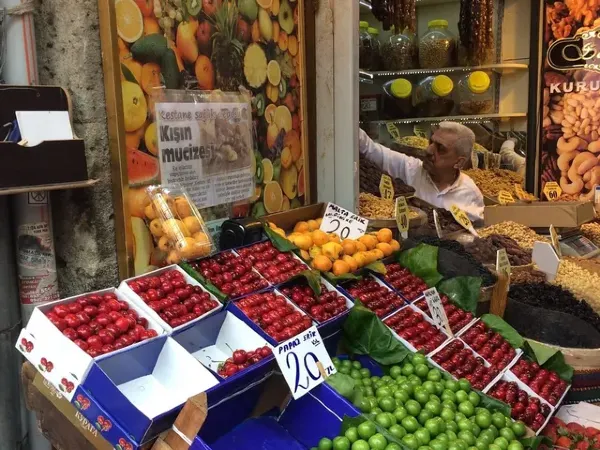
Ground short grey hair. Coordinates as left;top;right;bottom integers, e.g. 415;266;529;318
438;121;475;159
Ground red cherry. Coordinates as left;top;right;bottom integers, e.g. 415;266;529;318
115;317;131;333
53;304;70;318
87;335;103;350
64;314;81;329
74;339;89;351
63;328;78;340
76;324;93;340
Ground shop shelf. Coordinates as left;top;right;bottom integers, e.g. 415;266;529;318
359;63;529;80
360;0;459;12
360;112;527;125
0;178;99;196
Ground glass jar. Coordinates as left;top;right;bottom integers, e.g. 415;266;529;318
382;28;417;71
419;20;457;69
382;78;415;119
368;27;381;71
359;21;373;70
414;75;455;117
457;71;494;114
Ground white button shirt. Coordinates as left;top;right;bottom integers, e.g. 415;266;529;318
359;129;485;222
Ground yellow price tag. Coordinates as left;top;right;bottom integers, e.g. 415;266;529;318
543;181;562;201
395;196;409;238
386;123;401;142
497;190;516;205
413;125;427;138
550;224;562;258
496;249;511;277
514;184;527;200
379;174;394;201
450;204;478;236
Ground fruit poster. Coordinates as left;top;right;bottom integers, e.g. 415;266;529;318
539;1;600;201
103;0;309;275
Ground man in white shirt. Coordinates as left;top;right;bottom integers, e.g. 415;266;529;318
359;122;485;222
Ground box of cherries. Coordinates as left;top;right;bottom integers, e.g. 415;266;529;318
16;288;165;400
341;275;406;318
118;265;222;332
383;305;449;354
234;241;309;285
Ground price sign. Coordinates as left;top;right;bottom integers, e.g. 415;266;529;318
514;184;528;201
550;224;562;258
413;125;428;138
496;249;511;278
450;204;479;237
379;174;394;201
320;202;368;240
423;288;453;337
386;123;401;142
532;242;561;281
274;326;336;399
497;190;515;205
543;181;562;201
433;210;443;238
395;196;409;239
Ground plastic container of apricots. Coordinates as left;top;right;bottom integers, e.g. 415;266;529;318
145;185;214;264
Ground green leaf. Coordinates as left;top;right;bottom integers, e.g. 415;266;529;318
522;340;573;382
287;269;322;296
481;314;524;348
326;373;357;400
363;260;387;275
324;271;362;286
477;390;511;416
179;262;228;303
437;276;481;314
543;352;573;382
121;63;138;84
398;244;443;287
342;302;411;366
521;436;552;450
340;414;367;434
262;222;298;252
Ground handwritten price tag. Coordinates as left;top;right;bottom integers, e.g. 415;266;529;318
514;184;528;201
395;196;409;239
550;224;562;258
413;125;427;138
320;202;368;240
274;326;336;400
496;249;511;277
450;204;478;237
423;288;453;337
497;190;515;205
543;182;562;201
386;123;401;142
380;174;394;201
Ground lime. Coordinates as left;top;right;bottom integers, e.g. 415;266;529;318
415;428;431;445
488;445;502;450
339;366;351;375
458;379;471;392
368;433;388;450
379;396;397;412
455;390;469;403
400;382;415;395
318;438;333;450
357;421;377;440
427;369;442;382
333;436;351;450
402;434;420;450
402;363;415;376
445;380;459;392
474;413;491;429
402;416;420;433
441;389;457;402
395;389;410;403
390;366;402;379
418;410;433;425
405;400;422;416
425;401;442;416
385;444;403;450
371;376;381;383
422;381;437;394
412;353;427;365
468;392;480;406
437;434;449;444
499;428;515;442
511;421;526;438
494;437;509;450
445;421;458;434
375;412;392;429
377;387;392;398
471;424;481;437
390;424;407;439
362;378;373;386
425;418;443;437
458;402;475;417
458;419;472;432
507;441;524;450
372;407;383;415
415;388;431;405
382;375;393;384
489;425;499;438
475;440;489;450
360;368;371;379
355;397;372;413
351;439;370;450
345;427;359;443
441;400;457;411
431;440;448;450
478;430;494;444
458;431;476;446
332;357;341;367
446;430;458;441
394;406;408;422
351;369;363;380
415;364;430;378
441;408;455;422
352;361;362;370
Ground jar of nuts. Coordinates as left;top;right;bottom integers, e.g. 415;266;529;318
359;21;374;70
419;20;457;69
382;78;415;119
381;28;417;71
456;71;494;115
414;75;455;117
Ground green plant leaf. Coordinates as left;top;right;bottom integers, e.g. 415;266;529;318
522;340;573;382
324;271;362;285
342;302;411;366
481;314;524;348
542;351;573;382
340;414;367;434
326;373;357;400
287;269;322;295
179;262;228;303
121;63;138;84
477;390;511;416
437;276;481;314
363;260;387;275
398;243;443;287
262;222;298;252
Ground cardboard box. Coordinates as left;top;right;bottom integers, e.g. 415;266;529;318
81;335;219;444
118;265;223;333
16;288;166;400
484;201;595;228
265;203;325;231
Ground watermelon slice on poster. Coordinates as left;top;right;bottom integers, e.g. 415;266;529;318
127;148;159;186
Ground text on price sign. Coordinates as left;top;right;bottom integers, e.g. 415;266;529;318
543;182;562;201
380;174;394;201
395;196;409;238
320;203;368;240
274;326;336;399
423;287;453;336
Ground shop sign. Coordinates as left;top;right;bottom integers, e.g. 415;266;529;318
273;326;336;400
423;288;453;337
379;174;394;201
547;27;600;72
320;203;368;240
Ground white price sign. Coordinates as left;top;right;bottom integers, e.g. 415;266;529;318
496;249;511;278
320;202;368;240
423;288;453;336
274;326;337;399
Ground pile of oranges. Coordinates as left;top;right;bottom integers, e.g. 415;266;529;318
268;220;400;276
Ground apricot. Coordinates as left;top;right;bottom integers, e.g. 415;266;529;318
332;260;351;276
343;255;358;272
149;219;164;237
390;239;401;252
312;254;332;272
183;216;202;235
377;228;393;243
376;242;393;257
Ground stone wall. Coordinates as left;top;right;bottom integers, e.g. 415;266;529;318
34;0;119;295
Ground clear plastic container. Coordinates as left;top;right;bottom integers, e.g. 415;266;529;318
414;75;455;117
359;21;374;70
457;71;494;115
368;27;381;71
419;20;457;69
382;78;415;119
382;28;417;71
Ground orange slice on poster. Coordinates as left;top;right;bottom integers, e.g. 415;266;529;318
116;0;144;43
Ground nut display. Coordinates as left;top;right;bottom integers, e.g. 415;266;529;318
145;185;213;264
553;259;600;314
510;267;547;285
463;169;525;199
398;136;429;150
419;20;457;69
358;192;420;220
360;155;416;198
384;306;448;353
408;197;464;234
581;222;600;246
381;34;417;71
477;221;549;250
464;234;532;266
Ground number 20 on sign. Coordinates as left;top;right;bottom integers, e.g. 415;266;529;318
274;326;337;399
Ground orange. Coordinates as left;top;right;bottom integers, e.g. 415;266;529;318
284;130;302;162
115;0;144;43
371;249;385;260
312;255;332;272
251;21;261;42
292;234;312;251
272;20;280;43
376;242;393;257
355;241;367;252
352;252;367;268
121;55;142;84
307;219;319;231
390;239;401;252
122;81;147;132
144;122;158;156
332;260;351;276
143;16;160;35
263;181;284;213
278;32;288;51
376;228;393;243
288;34;298;56
141;63;161;95
195;55;215;90
300;249;310;260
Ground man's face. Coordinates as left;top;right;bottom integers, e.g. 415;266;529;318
423;128;466;178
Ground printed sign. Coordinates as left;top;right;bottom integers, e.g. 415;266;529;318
379;174;394;201
360;97;378;112
496;249;511;278
320;203;368;240
274;326;336;400
497;191;516;205
155;102;254;209
550;225;562;258
423;288;453;337
514;184;528;201
543;182;562;201
395;196;409;239
413;125;428;138
386;123;401;141
450;204;478;236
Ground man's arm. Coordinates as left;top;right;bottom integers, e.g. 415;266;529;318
359;128;422;185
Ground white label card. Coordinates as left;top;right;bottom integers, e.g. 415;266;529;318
274;326;337;400
496;249;511;278
532;242;561;281
423;288;453;337
320;203;368;240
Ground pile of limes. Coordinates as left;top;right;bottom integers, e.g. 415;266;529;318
312;354;527;450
